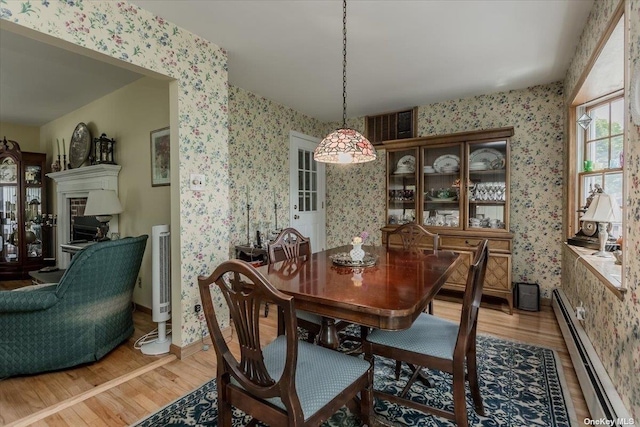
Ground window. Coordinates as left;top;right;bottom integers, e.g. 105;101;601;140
567;8;626;294
577;94;624;239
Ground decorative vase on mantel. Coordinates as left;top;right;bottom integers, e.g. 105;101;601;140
350;243;365;262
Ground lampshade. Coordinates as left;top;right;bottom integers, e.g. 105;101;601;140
314;128;377;164
84;190;123;216
313;0;377;164
581;193;621;223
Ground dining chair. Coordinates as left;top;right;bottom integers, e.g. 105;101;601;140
364;240;489;427
198;259;373;427
268;227;324;343
386;222;439;314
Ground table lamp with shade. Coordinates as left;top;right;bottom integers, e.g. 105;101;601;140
83;189;123;241
580;192;621;257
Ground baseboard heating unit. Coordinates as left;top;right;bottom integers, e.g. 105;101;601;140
552;288;631;424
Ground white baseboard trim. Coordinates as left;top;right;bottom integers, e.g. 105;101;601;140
552;288;631;424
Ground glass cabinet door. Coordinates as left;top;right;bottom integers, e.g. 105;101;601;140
1;157;19;263
421;144;463;229
387;148;418;225
24;163;43;258
467;139;508;231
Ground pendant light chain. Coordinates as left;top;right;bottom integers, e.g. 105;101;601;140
313;0;376;164
342;0;348;128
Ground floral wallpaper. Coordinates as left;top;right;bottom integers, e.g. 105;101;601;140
325;117;387;248
327;83;565;299
0;0;230;348
3;5;637;414
228;86;326;249
562;0;640;419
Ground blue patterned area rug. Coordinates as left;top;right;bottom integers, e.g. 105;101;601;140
134;334;575;427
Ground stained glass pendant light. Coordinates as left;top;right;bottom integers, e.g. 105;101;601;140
314;0;377;164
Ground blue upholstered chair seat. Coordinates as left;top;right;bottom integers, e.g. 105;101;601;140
295;309;322;325
366;313;459;360
232;335;370;421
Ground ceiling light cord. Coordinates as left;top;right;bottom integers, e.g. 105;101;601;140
342;0;347;129
313;0;376;164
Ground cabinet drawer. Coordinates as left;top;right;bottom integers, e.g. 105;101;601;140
444;252;511;291
440;236;511;252
484;254;512;291
446;251;473;285
386;232;436;249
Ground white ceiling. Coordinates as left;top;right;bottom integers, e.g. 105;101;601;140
0;28;143;126
1;1;593;126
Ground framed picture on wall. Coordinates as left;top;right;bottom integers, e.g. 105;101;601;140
150;127;170;186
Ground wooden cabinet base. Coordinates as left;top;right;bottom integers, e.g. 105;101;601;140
383;226;513;314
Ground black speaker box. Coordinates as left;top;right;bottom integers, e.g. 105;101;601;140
514;282;540;311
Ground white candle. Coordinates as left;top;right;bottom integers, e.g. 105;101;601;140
246;185;249;205
56;139;60;157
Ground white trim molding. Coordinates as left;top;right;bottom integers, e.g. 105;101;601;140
48;164;121;268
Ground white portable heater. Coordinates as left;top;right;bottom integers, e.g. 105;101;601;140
141;224;171;355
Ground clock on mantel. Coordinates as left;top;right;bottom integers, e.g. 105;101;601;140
567;184;615;250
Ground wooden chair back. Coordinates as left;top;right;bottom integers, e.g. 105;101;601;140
269;227;311;262
386;223;439;254
197;260;304;419
387;223;440;315
455;239;489;357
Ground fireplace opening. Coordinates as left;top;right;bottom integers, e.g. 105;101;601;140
69;198;100;241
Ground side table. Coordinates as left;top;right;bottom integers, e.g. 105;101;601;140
234;245;268;265
234;244;270;316
28;269;66;286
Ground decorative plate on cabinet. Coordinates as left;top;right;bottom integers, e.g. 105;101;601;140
394;155;416;174
433;154;460;173
469;148;504;168
69;123;92;169
0;158;17;183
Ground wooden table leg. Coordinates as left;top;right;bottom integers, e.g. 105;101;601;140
318;317;340;349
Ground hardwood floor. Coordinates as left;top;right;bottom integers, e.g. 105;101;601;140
0;279;34;291
0;299;589;426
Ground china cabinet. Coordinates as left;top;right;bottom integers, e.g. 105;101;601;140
1;138;52;279
382;127;515;313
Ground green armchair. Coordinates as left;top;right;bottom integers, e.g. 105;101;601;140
0;235;148;378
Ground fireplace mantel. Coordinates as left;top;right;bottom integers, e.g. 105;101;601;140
48;164;121;268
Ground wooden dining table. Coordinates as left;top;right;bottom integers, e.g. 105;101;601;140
256;244;462;349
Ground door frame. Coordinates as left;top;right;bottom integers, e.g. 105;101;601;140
289;130;326;252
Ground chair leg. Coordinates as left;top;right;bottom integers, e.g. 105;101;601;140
361;368;374;426
395;360;402;380
468;347;484;415
452;364;469;427
427;300;434;314
264;302;269;318
218;375;232;427
399;366;422;398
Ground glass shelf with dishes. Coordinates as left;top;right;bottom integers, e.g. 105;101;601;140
467;140;509;231
422;143;463;228
382;127;514;313
1;139;50;279
386;148;418;225
383;131;511;233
